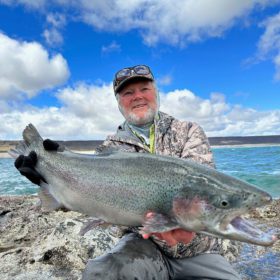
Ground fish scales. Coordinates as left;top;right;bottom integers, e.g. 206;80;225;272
9;124;277;246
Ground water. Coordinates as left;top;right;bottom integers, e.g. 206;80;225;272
0;146;280;197
213;146;280;198
0;158;38;195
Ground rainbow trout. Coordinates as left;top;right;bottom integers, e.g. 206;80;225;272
10;124;277;246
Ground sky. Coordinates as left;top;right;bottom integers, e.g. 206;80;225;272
0;0;280;140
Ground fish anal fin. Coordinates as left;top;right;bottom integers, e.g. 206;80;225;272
79;218;109;236
38;183;63;211
140;211;179;235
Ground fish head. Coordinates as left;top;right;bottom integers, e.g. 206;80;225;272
173;171;277;246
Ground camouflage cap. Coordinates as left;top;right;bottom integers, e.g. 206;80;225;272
113;65;154;94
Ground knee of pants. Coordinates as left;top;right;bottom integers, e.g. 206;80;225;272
82;253;139;280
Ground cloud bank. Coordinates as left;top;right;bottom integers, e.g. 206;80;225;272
1;1;280;139
1;82;280;140
2;0;280;78
1;0;279;46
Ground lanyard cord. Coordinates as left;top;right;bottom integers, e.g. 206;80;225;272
149;124;155;153
129;124;155;154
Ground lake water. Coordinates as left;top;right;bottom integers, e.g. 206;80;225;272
0;146;279;198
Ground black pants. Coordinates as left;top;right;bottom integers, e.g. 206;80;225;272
82;233;241;280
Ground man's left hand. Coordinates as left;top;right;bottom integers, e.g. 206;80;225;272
142;229;195;246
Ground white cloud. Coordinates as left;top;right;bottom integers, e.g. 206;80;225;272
76;0;273;46
0;0;46;9
0;82;123;140
256;12;280;80
160;90;229;120
43;28;64;46
274;53;280;79
157;75;172;86
160;89;280;136
1;84;280;140
43;13;66;46
0;33;70;100
101;41;121;54
2;0;280;46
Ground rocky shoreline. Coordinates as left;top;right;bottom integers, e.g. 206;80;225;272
0;196;279;280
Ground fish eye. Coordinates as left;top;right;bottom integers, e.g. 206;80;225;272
220;200;229;208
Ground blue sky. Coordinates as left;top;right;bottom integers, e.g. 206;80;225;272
0;1;280;140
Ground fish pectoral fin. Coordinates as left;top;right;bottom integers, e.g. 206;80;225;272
38;183;63;211
79;218;109;236
140;212;179;234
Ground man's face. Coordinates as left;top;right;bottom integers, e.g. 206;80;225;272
117;80;158;126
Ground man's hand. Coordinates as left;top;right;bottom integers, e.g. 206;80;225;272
142;229;195;246
14;139;60;185
15;151;46;185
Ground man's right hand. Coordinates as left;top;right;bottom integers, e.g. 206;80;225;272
14;139;60;185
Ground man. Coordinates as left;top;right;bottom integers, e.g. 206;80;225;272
15;65;241;280
83;65;241;280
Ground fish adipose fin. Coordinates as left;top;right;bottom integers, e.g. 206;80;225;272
38;182;63;211
140;212;179;235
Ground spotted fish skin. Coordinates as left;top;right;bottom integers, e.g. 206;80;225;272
9;123;276;246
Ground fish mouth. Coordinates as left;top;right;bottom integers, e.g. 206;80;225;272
219;215;277;246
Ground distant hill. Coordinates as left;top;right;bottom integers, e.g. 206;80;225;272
208;135;280;146
1;135;280;152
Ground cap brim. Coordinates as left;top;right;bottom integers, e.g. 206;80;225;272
115;75;154;94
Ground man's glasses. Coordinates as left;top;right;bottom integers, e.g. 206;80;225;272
114;65;153;87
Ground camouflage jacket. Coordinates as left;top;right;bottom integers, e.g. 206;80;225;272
101;111;224;258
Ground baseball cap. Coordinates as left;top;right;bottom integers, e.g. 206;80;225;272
113;65;154;94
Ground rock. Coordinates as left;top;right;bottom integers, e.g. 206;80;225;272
0;195;119;280
232;199;280;280
0;195;279;280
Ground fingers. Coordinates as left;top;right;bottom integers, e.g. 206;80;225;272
141;231;178;246
18;167;42;185
14;154;25;169
43;139;60;151
142;233;151;239
15;152;37;169
172;229;196;244
141;229;196;246
14;151;46;185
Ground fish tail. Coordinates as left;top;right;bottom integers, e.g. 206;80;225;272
8;141;30;158
8;123;43;158
23;123;43;146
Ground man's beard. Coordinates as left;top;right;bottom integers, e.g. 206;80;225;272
119;105;157;126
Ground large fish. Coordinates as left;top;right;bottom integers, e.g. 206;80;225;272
10;124;277;246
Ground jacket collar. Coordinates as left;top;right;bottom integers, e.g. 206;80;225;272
107;111;174;150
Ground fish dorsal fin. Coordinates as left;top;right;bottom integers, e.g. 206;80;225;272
23;123;44;146
38;182;63;211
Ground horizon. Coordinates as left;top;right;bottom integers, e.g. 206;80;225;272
2;134;280;143
1;1;280;140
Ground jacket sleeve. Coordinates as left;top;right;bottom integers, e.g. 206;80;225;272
181;122;216;168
